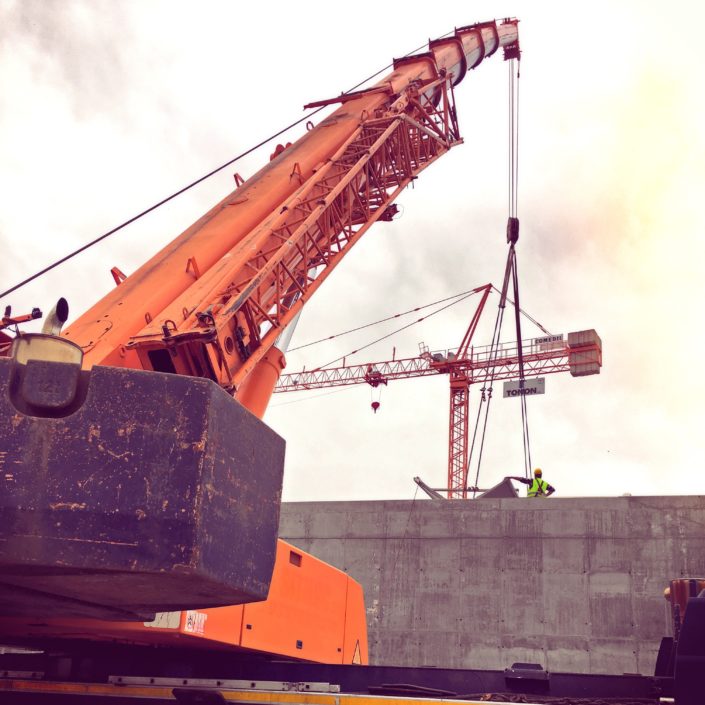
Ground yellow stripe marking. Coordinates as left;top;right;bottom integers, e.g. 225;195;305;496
0;679;526;705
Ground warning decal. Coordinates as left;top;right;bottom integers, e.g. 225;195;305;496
184;610;208;635
352;640;361;664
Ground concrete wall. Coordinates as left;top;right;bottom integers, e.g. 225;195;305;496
279;496;705;676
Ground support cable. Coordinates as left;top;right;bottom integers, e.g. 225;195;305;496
515;58;521;217
315;287;487;370
507;54;531;479
289;286;487;352
511;250;532;477
468;244;513;496
292;284;550;355
0;113;329;301
469;53;524;492
489;285;551;336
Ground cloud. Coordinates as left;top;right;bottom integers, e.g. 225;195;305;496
0;0;133;120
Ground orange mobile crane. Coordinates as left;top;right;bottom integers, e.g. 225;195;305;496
0;20;694;705
0;20;519;664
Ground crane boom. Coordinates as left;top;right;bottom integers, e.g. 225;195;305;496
64;20;520;417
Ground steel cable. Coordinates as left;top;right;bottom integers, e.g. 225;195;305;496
289;286;488;352
468;253;512;495
315;287;487;370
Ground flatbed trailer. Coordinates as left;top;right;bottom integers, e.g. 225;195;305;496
0;680;668;705
0;646;672;704
11;577;705;705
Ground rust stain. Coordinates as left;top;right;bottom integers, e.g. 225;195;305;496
117;420;138;437
96;443;131;460
77;469;100;490
203;481;216;502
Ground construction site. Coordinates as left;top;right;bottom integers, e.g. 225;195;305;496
0;4;703;705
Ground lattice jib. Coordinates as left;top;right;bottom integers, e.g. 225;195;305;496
225;116;456;386
127;83;461;389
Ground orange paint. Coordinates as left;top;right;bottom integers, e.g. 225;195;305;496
0;541;368;664
235;346;286;419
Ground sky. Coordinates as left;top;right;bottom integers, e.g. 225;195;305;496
1;0;704;502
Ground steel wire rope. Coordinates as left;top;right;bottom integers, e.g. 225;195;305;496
467;85;529;495
0;112;329;301
508;57;520;218
285;284;549;388
0;33;455;303
276;287;493;413
504;68;531;479
512;250;532;478
509;57;532;478
467;247;519;496
511;60;516;216
313;288;487;371
507;60;512;217
489;285;551;336
468;264;510;497
465;49;528;497
514;57;520;217
279;281;551;426
469;54;524;492
469;59;523;495
288;286;488;353
466;401;486;497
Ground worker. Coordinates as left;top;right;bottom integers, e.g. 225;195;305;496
509;468;555;497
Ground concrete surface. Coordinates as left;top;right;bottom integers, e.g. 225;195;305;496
279;496;705;675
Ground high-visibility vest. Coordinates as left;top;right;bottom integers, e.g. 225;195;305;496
528;478;549;497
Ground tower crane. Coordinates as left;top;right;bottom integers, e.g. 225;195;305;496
274;283;602;498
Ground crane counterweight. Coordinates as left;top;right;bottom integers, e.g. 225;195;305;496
0;356;285;619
